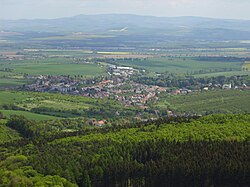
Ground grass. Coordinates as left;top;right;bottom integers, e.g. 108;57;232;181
25;50;94;57
0;52;245;80
0;110;60;120
156;90;250;114
0;91;95;110
0;91;93;119
0;58;106;76
114;57;243;75
11;63;104;76
194;71;250;78
0;91;30;105
0;78;29;88
40;100;90;109
0;71;16;77
0;91;131;120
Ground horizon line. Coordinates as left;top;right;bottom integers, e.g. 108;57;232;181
1;13;250;22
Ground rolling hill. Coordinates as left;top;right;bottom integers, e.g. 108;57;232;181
1;14;250;41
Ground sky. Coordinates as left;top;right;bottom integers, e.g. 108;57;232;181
1;0;250;20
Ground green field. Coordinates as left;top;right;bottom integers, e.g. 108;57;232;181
0;57;106;89
0;91;90;119
0;91;98;118
0;91;140;120
194;70;250;78
114;57;243;75
13;63;104;76
156;90;250;114
24;49;94;58
0;110;60;120
0;78;29;88
1;90;250;120
0;91;29;104
0;91;97;110
0;58;105;76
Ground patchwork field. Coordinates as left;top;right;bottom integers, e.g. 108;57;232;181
155;90;250;114
0;91;96;110
194;71;250;78
0;91;139;120
113;57;243;75
0;91;29;104
0;91;95;119
0;78;29;88
0;110;60;120
0;58;106;76
22;49;94;56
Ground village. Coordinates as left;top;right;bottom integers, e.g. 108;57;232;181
23;63;249;108
23;65;168;108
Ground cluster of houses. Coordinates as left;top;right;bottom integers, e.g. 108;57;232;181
23;64;249;108
108;65;138;77
111;84;167;107
171;88;192;95
81;79;167;107
24;75;80;94
0;53;25;61
202;83;249;91
23;65;168;108
171;83;249;95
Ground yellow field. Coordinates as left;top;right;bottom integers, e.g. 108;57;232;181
242;62;250;71
97;51;130;55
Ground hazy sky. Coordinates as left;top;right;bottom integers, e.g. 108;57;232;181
1;0;250;20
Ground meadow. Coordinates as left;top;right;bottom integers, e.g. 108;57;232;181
0;91;29;104
23;49;95;58
0;56;107;89
193;70;250;78
0;91;141;120
0;78;29;88
113;56;243;75
0;91;96;113
0;58;106;76
0;49;248;83
0;110;60;120
155;90;250;114
0;91;96;120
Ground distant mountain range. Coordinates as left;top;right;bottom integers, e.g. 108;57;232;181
1;14;250;40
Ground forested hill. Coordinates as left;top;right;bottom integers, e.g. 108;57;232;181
0;114;249;187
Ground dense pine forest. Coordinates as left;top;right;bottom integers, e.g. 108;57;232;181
0;114;249;187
